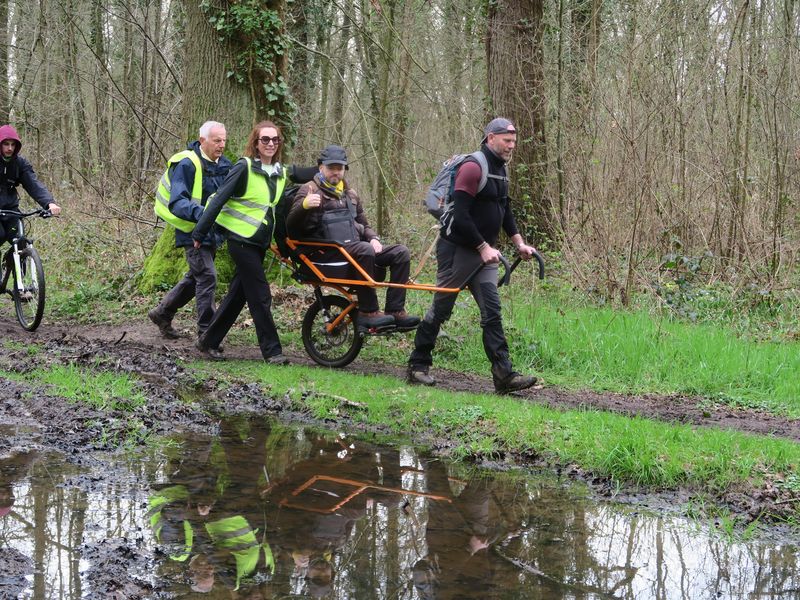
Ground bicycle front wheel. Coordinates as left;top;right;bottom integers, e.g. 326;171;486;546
13;246;45;331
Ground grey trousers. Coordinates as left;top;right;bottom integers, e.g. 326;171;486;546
154;245;217;335
409;238;514;382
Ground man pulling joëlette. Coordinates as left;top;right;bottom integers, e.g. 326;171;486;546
407;118;539;394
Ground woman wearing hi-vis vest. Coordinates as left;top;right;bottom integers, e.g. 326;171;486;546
192;121;314;364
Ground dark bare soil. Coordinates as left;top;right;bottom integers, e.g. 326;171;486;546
1;314;799;598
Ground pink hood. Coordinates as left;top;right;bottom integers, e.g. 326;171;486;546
0;125;22;156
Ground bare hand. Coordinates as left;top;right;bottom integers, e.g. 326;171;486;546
47;203;62;216
479;244;501;264
516;243;536;260
302;193;322;209
193;240;201;249
370;238;383;253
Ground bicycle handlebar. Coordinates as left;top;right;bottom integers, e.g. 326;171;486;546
0;208;52;219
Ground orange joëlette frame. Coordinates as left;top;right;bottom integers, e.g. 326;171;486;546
274;238;475;336
280;474;453;514
281;238;467;295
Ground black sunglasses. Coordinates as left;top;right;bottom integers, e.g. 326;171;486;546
259;136;282;145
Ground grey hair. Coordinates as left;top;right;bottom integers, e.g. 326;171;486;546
199;121;225;139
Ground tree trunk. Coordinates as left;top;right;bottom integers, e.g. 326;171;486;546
486;0;551;244
181;0;253;149
91;0;111;167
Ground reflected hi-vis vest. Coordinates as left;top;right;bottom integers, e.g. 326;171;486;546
214;158;287;238
146;485;194;562
205;514;275;590
154;150;203;232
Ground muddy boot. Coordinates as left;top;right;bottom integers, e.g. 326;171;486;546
386;310;421;331
494;372;537;394
406;366;435;386
266;354;290;365
195;339;224;361
357;311;395;332
148;308;180;339
198;331;223;353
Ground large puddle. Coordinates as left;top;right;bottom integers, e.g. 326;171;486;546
1;417;799;599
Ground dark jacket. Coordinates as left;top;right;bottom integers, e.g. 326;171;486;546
442;144;519;249
169;141;232;248
0;125;54;211
286;175;378;243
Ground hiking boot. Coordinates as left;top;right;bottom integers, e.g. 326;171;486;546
386;310;421;330
195;339;224;361
198;333;223;353
406;367;436;386
266;354;290;365
494;372;537;394
357;311;395;331
148;308;181;339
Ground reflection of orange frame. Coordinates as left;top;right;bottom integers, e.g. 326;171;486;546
280;474;452;515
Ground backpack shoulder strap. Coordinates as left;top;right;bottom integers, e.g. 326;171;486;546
470;151;489;192
470;151;508;193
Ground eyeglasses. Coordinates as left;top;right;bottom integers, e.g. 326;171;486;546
259;136;282;146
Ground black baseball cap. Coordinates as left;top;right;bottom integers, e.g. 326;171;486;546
318;145;349;167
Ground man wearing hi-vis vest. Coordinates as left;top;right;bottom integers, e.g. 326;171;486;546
149;121;232;343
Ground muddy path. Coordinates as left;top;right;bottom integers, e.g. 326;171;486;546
3;314;798;443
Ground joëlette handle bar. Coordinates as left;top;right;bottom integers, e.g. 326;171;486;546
0;208;52;219
498;251;545;288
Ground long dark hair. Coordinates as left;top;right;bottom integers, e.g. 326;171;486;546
243;120;283;164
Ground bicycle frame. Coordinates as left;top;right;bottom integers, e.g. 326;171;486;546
0;209;43;296
0;207;51;331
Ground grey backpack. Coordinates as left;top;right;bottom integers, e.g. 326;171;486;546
423;151;507;220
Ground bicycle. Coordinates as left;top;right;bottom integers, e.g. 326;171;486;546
0;207;52;331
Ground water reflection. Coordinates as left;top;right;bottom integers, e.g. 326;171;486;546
1;418;799;599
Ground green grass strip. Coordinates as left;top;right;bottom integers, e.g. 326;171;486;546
2;363;147;411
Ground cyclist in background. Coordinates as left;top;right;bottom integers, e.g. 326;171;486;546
0;124;61;245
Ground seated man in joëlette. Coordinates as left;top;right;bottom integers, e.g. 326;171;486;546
286;145;420;331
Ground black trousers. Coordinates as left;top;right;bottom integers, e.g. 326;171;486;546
409;238;514;383
201;240;282;360
315;241;411;313
0;216;20;245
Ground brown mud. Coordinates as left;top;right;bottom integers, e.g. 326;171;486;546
1;314;799;597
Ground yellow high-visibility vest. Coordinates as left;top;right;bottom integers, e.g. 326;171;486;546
214;158;287;238
154;150;203;232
